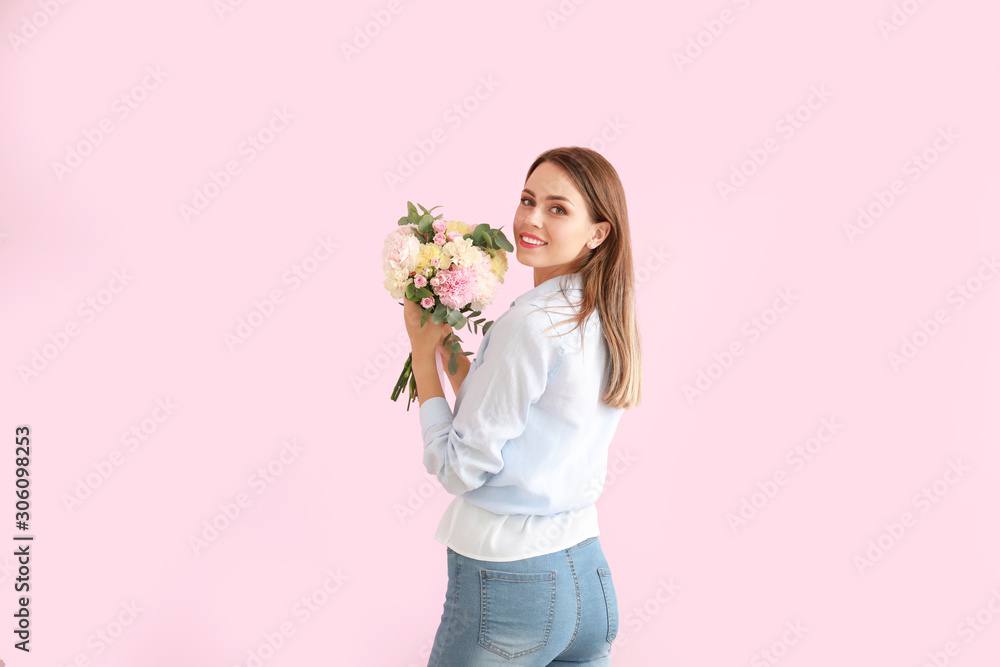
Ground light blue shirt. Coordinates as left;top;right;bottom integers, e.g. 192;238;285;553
419;271;625;517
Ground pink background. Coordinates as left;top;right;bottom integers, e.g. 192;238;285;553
2;0;999;665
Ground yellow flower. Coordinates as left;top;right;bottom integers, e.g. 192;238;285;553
414;243;451;274
491;247;508;282
445;220;472;237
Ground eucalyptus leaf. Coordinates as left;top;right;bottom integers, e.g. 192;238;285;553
495;228;514;251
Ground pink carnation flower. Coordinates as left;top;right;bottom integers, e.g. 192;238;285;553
434;265;476;309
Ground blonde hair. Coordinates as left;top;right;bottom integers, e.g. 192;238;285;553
526;146;643;409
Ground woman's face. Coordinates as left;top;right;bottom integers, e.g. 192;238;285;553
513;161;609;286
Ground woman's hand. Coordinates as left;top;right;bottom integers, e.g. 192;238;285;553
403;299;453;357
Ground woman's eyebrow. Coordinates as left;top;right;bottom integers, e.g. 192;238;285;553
522;188;574;204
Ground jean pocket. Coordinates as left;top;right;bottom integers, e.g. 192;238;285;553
478;569;557;659
598;567;619;645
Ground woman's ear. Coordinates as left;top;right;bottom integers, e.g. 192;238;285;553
591;221;612;247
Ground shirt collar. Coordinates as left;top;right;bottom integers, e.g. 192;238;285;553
510;272;584;308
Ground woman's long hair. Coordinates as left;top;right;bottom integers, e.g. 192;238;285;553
525;146;643;410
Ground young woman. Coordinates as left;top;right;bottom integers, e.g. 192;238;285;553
403;146;643;666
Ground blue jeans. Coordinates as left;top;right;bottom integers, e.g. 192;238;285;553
427;536;619;666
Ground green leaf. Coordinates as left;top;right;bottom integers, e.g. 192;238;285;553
414;287;433;299
405;283;416;299
407;201;418;219
418;203;442;217
432;305;447;324
473;223;490;245
494;228;514;251
420;308;431;326
398;216;411;226
482;320;493;335
448;353;458;375
418;215;434;235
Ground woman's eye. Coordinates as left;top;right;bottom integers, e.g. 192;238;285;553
520;197;532;206
551;206;566;215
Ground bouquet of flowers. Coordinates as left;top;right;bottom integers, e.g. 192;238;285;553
383;201;513;410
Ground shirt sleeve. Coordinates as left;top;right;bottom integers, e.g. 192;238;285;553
418;304;566;496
